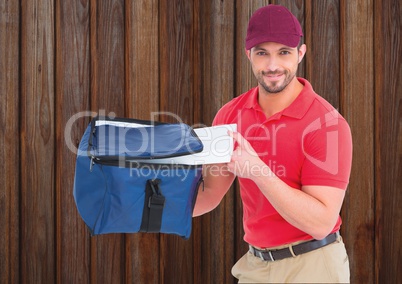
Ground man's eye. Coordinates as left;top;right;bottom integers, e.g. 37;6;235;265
280;51;291;55
257;52;266;56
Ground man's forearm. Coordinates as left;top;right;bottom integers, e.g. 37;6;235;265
192;185;221;216
252;174;344;240
193;164;235;217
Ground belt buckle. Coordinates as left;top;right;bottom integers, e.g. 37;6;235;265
257;251;264;261
257;250;275;261
267;250;275;261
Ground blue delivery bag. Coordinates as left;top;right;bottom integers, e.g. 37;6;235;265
73;116;203;239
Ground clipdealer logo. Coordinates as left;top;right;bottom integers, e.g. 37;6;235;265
65;109;341;176
301;109;339;175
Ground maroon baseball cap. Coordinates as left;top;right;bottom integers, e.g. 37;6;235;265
245;5;303;50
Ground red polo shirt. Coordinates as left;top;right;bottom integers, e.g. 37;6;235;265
213;78;352;248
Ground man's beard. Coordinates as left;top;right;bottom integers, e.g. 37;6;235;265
256;70;295;94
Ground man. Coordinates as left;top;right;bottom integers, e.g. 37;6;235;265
193;4;352;283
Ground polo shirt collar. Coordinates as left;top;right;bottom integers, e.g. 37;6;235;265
243;78;316;120
282;78;316;119
244;87;260;110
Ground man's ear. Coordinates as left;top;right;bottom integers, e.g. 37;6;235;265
298;44;307;63
245;48;251;60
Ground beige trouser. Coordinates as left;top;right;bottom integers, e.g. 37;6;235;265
231;237;350;283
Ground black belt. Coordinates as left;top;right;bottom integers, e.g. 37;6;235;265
249;231;340;262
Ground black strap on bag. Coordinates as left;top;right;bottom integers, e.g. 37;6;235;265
140;179;165;233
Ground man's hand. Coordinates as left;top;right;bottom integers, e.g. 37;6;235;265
227;131;274;180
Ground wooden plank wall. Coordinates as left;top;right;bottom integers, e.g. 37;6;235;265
340;0;375;282
0;1;20;283
374;0;402;283
0;0;401;283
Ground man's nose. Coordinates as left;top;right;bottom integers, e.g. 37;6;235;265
265;56;279;71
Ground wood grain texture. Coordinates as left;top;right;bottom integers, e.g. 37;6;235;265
305;0;340;108
89;0;126;283
125;0;160;121
193;1;236;283
125;1;161;283
159;1;196;282
340;0;375;283
90;0;125;116
20;0;55;282
55;0;91;282
374;0;402;282
0;1;20;283
1;1;401;283
159;0;195;125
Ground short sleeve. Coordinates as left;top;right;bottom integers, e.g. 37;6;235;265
301;117;353;190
